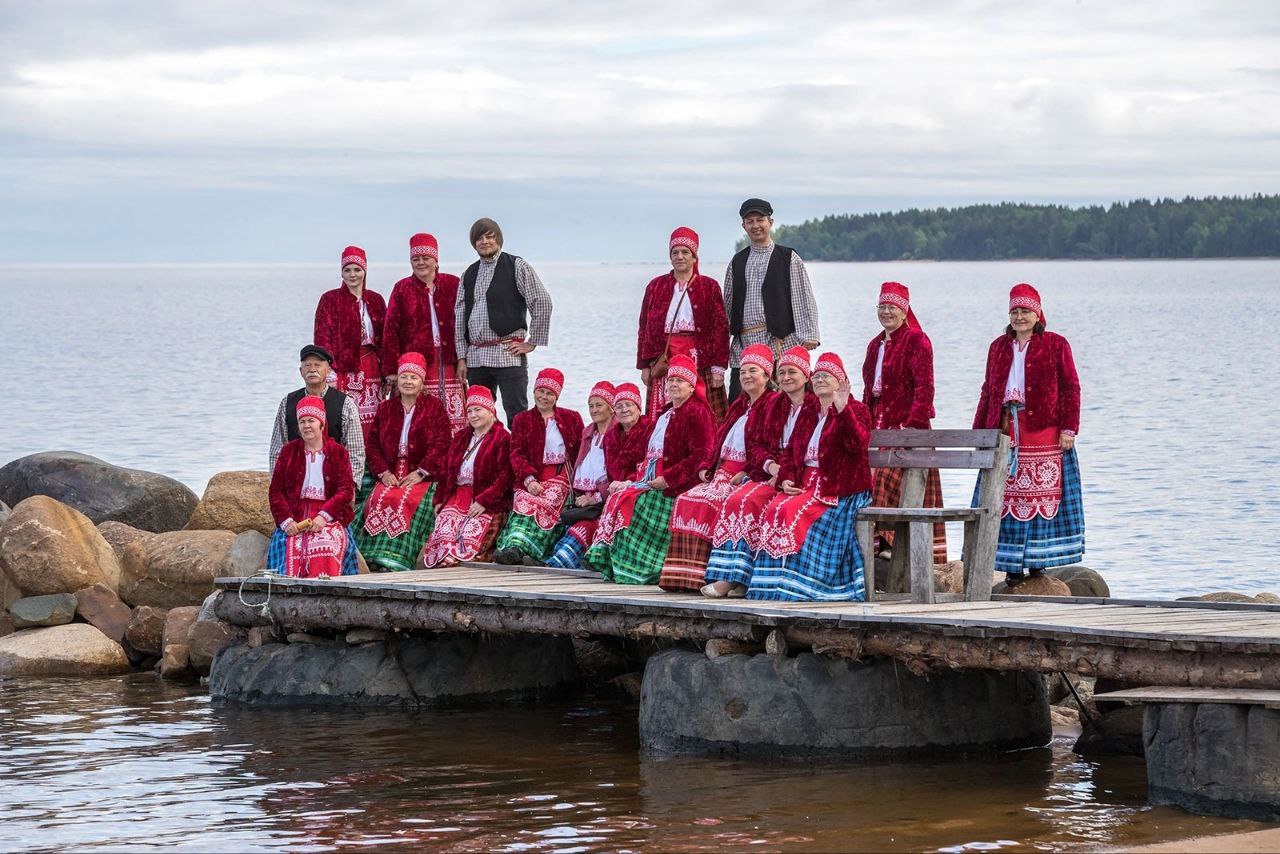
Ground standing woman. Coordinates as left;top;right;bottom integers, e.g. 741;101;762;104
586;356;715;585
636;227;730;422
267;396;358;578
704;346;817;597
660;344;778;591
314;245;387;443
355;353;453;571
382;233;467;433
420;387;514;568
861;281;946;564
748;353;875;601
493;368;585;564
545;381;618;569
973;284;1084;584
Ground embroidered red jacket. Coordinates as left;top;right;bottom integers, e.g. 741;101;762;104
653;398;717;497
509;406;585;486
708;389;778;474
437;424;514;513
778;400;874;500
269;438;356;527
973;331;1081;434
365;395;452;480
861;325;935;429
604;416;655;482
746;390;820;482
381;273;461;373
313;287;387;376
570;421;613;496
635;273;730;372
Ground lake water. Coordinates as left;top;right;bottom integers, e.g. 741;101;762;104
3;259;1277;598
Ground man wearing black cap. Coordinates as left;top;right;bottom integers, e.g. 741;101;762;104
268;344;366;485
722;198;820;400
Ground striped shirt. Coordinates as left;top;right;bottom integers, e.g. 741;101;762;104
268;391;365;486
454;255;553;369
721;242;820;366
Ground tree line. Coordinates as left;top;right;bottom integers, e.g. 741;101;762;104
749;195;1280;261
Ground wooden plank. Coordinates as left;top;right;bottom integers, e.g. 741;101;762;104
868;449;995;470
856;519;875;603
961;518;989;602
857;507;984;523
964;433;1008;599
1092;687;1280;707
869;429;1001;449
909;520;934;604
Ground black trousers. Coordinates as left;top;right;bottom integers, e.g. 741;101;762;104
467;364;529;428
727;368;742;404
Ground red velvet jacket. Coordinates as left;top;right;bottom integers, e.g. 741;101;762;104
746;390;820;481
269;437;356;527
973;331;1081;434
509;406;585;486
653;398;717;497
604;416;654;482
635;273;730;372
365;395;452;480
381;273;461;373
709;389;777;474
778;400;874;501
437;424;514;513
314;287;387;375
571;421;612;496
861;325;935;429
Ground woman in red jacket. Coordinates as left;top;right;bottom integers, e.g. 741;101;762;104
545;381;618;569
704;346;818;597
420;386;515;567
268;396;358;578
493;368;585;564
586;356;715;585
354;353;453;571
749;353;875;601
313;245;387;443
973;284;1084;584
660;344;778;591
381;233;466;432
636;227;730;421
862;281;946;564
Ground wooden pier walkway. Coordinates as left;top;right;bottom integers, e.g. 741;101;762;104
215;563;1280;690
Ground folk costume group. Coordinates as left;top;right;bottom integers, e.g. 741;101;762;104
264;200;1085;602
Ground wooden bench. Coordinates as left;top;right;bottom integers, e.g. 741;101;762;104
855;429;1011;604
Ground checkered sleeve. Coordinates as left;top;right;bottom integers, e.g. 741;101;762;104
721;261;735;321
789;252;820;347
268;397;287;474
341;396;366;485
454;285;468;358
515;258;552;347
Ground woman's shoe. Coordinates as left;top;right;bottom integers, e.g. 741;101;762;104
701;583;728;599
494;547;522;565
726;584;747;599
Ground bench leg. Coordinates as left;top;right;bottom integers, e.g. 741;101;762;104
909;520;934;604
887;523;909;594
961;518;992;601
856;519;875;602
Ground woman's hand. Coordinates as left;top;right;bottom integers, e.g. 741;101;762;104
780;479;801;496
833;378;852;412
1059;434;1076;452
574;494;598;508
698;469;710;483
466;501;486;518
310;515;328;532
380;472;398;488
607;480;626;495
399;470;425;488
648;476;668;491
283;520;300;537
730;471;748;486
527;481;544;497
709;373;725;389
766;461;781;478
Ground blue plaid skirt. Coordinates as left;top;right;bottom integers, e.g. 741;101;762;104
545;533;587;568
267;525;360;576
973;447;1085;575
704;539;756;588
746;491;872;602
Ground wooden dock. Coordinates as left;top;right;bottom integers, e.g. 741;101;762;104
214;563;1280;690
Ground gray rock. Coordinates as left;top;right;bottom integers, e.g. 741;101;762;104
187;619;246;675
197;591;221;622
0;499;9;526
639;650;1051;757
1145;702;1280;821
220;531;270;578
0;451;198;533
0;623;131;677
73;583;132;644
1073;705;1145;756
124;605;167;657
1044;565;1111;598
345;628;389;645
210;632;578;708
9;593;78;629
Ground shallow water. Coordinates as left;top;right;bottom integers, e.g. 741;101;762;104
0;676;1262;852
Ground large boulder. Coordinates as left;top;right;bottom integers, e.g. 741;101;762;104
1179;591;1280;604
932;560;997;595
992;574;1072;597
124;605;168;657
1045;565;1110;598
9;593;78;629
220;531;270;578
0;499;9;525
97;521;152;565
0;451;197;532
160;606;200;679
187;619;247;675
119;530;236;608
0;496;120;597
185;471;274;537
0;623;131;677
74;583;133;645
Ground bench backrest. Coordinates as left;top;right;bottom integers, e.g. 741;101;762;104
868;428;1003;471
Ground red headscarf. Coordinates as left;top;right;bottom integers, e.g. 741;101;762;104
534;367;565;398
740;343;775;377
1009;283;1045;326
669;226;700;277
878;281;922;331
813;352;849;386
341;246;367;271
397;352;429;381
465;385;497;415
589;381;616;407
778;345;812;378
409;233;439;259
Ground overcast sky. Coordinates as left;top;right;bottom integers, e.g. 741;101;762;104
2;0;1277;262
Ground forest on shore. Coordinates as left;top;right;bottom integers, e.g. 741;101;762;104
753;195;1280;261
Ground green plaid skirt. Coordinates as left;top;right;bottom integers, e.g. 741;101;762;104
584;489;674;585
496;511;564;560
355;483;437;572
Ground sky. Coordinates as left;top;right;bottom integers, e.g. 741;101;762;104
1;0;1278;262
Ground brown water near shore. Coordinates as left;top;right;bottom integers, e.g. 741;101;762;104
0;675;1268;851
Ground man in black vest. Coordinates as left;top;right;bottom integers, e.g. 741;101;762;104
454;217;553;426
722;198;821;401
268;344;366;485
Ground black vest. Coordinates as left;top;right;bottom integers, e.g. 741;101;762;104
730;244;796;340
462;252;528;343
284;386;346;443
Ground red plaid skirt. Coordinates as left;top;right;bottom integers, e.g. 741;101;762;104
871;466;947;564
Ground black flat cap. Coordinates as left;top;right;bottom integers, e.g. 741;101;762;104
299;344;334;364
739;198;773;218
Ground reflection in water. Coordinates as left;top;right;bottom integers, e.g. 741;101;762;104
0;676;1262;851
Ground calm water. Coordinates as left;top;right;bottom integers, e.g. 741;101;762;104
3;259;1278;597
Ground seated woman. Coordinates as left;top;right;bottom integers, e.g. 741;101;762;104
586;357;714;585
748;352;875;601
660;344;777;591
545;381;617;569
268;396;358;578
355;352;452;571
420;386;514;568
703;346;817;597
494;368;584;564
